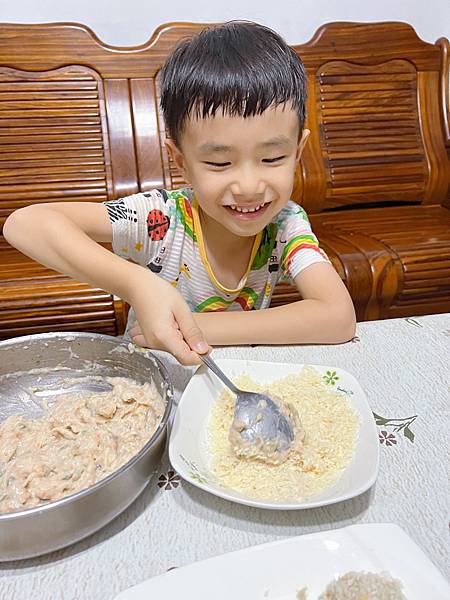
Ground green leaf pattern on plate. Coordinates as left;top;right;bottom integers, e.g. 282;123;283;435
190;472;208;484
323;370;339;385
179;453;209;484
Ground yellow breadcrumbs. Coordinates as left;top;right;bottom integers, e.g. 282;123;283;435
208;367;360;502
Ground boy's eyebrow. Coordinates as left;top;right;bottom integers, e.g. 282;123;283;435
258;135;292;148
198;135;292;154
198;143;232;154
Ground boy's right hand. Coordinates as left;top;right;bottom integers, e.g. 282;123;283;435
129;273;211;366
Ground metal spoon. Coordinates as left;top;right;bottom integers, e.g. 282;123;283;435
199;354;296;460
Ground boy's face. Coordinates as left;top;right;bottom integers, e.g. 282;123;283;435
166;104;309;238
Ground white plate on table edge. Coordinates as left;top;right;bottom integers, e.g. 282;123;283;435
169;358;379;510
114;523;450;599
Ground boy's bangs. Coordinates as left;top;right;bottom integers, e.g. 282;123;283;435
161;21;307;144
188;74;298;122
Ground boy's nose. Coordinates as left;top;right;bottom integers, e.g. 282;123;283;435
230;178;265;200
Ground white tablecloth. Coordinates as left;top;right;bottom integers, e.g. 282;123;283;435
1;313;449;599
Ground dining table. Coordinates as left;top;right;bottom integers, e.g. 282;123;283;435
0;312;449;599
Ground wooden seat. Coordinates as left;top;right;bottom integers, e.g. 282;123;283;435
0;243;128;337
310;205;450;319
0;21;448;339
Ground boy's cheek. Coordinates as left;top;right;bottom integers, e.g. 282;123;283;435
191;174;225;196
271;169;296;195
191;166;296;204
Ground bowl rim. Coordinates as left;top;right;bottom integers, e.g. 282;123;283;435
0;331;173;521
169;357;380;510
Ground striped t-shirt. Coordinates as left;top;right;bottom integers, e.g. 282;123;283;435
104;188;328;328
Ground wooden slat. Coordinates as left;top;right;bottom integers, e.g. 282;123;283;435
103;78;138;197
155;73;190;190
130;78;164;189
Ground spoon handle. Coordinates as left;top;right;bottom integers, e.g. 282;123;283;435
199;354;240;395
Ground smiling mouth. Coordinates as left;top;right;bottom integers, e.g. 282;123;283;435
226;201;271;214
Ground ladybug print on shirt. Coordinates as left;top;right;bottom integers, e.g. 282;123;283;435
147;209;170;241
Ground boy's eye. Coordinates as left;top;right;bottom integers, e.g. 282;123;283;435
203;161;231;168
262;156;287;163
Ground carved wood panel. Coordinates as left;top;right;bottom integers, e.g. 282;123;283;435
317;60;426;208
0;65;112;228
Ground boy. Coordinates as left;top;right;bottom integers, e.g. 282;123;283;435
3;21;355;365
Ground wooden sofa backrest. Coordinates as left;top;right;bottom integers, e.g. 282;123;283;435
1;20;448;238
0;21;202;238
291;22;449;213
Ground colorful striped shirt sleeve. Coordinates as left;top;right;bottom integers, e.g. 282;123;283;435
103;190;171;267
279;202;329;282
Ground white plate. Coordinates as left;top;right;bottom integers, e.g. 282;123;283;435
114;523;450;599
169;359;379;509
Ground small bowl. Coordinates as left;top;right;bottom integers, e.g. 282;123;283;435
169;358;379;510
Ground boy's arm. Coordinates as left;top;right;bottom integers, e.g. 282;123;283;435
3;202;145;299
3;203;210;364
192;262;356;345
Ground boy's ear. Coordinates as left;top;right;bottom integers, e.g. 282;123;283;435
165;139;189;181
296;128;310;161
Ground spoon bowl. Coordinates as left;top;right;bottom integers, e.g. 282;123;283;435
199;354;296;462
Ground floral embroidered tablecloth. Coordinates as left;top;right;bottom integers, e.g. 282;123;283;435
1;313;449;599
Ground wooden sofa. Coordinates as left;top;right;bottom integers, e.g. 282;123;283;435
0;21;449;339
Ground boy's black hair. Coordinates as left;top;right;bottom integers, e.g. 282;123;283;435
160;21;307;146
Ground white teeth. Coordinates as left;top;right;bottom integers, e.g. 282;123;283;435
228;202;267;213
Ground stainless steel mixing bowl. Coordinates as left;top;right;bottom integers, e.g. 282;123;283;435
0;332;173;561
